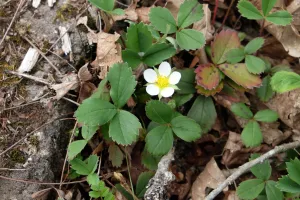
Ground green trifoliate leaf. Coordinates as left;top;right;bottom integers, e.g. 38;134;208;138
146;100;174;124
141;150;161;170
262;0;277;16
87;173;100;186
237;179;265;199
271;71;300;93
108;143;124;167
122;49;142;69
177;0;203;29
88;0;114;12
136;172;154;198
173;94;193;107
266;11;293;26
82;125;99;141
171;116;202;142
176;29;205;50
287;158;300;185
226;48;245;64
177;69;196;94
70;155;98;175
86;155;99;174
91;78;110;101
149;7;177;34
245;55;266;74
187;96;216;133
75;98;117;126
126;23;153;53
110;8;125;15
230;102;253;119
237;0;264;20
107;63;137;108
143;43;176;66
241;121;263;147
68;140;87;160
277;175;300;193
244;37;264;54
145;125;173;155
256;75;274;102
254;109;278;122
266;180;284;200
250;154;272;180
109;110;141;145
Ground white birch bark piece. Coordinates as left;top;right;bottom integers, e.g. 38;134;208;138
32;0;41;8
48;0;57;7
18;48;40;73
58;26;72;55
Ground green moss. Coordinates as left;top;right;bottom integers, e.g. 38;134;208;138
41;40;51;53
55;4;78;22
29;136;39;146
0;62;20;87
10;149;25;163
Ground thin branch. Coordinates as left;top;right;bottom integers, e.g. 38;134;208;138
205;141;300;200
0;168;27;171
5;70;51;85
219;0;235;31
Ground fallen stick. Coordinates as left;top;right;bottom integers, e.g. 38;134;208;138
205;140;300;200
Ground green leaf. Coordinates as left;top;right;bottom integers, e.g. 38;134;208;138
87;155;99;174
146;100;174;124
241;120;263;147
115;184;134;200
82;125;99;141
187;96;217;133
270;65;292;74
108;143;124;167
271;71;300;93
136;172;154;198
244;37;264;54
177;69;196;94
262;0;277;16
266;180;284;200
88;0;114;12
89;191;101;198
145;125;173;155
70;156;98;175
75;98;117;126
107;63;137;108
254;109;278;122
256;75;274;102
68;140;87;160
230;103;253;119
177;0;203;28
250;154;271;180
245;55;266;74
122;49;142;69
110;8;125;15
237;0;264;20
171;116;202;142
141;150;161;170
126;23;153;53
266;11;293;26
173;94;193;107
277;176;300;193
143;43;176;66
176;29;205;50
109;110;141;145
287;158;300;185
226;48;245;64
87;173;100;186
149;7;177;34
91;78;110;101
211;30;241;64
237;179;265;199
195;63;220;90
219;63;262;89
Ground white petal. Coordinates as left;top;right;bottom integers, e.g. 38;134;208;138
160;87;174;98
158;62;171;76
144;69;157;83
146;84;160;96
169;71;181;85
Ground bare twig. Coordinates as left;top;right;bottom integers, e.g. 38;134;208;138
219;0;235;31
205;141;300;200
22;36;62;75
0;0;25;47
62;97;80;106
0;168;27;171
5;70;50;85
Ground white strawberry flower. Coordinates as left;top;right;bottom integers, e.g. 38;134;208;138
143;62;181;99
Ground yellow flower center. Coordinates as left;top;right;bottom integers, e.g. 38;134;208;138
156;76;169;88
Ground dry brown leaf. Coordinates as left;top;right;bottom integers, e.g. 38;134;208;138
78;82;97;103
112;8;138;22
260;122;292;146
136;7;151;23
224;131;243;153
78;63;92;82
93;32;123;79
51;73;79;100
191;158;228;199
166;0;184;17
224;191;240;200
31;188;52;200
193;4;215;42
77;16;98;44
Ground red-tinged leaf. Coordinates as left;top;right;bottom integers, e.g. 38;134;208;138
219;63;262;89
211;30;241;65
196;82;224;96
195;63;220;90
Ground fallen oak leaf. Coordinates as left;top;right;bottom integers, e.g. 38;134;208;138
51;72;79;100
